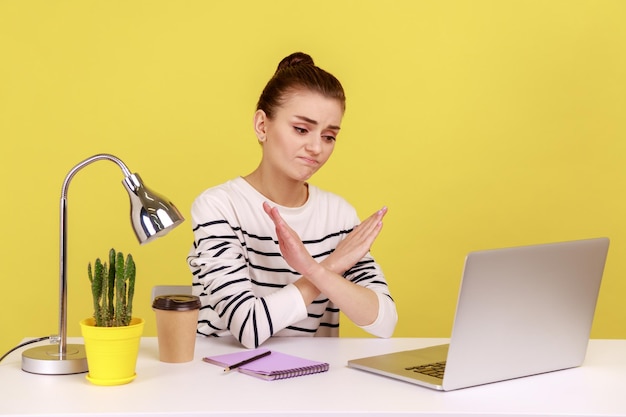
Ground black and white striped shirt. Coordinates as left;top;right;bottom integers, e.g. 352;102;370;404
187;177;397;348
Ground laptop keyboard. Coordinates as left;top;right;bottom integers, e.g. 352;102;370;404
405;361;446;379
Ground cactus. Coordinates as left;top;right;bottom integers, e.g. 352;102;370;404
87;248;136;327
107;248;116;320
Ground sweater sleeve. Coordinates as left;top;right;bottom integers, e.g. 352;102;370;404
344;255;398;338
359;291;398;338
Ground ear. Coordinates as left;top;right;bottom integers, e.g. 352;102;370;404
253;109;268;142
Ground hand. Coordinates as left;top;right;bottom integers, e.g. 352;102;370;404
263;202;320;277
322;206;388;275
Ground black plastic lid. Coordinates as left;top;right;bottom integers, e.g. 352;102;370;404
152;294;201;311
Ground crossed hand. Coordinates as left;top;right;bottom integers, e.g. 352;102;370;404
263;202;388;277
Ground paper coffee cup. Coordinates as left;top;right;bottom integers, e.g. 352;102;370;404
152;294;201;363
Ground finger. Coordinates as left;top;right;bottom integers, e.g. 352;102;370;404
355;208;387;236
263;202;284;226
270;207;286;227
370;206;388;223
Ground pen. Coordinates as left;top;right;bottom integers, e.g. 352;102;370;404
224;350;272;372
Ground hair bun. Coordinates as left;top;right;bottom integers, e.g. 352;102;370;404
257;51;345;117
276;52;315;72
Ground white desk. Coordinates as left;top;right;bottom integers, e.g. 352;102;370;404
1;337;625;417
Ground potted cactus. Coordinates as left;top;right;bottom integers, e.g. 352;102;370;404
80;248;145;386
88;248;136;327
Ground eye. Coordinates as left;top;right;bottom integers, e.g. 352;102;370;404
323;135;336;142
294;126;308;134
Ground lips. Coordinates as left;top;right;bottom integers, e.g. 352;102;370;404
298;156;318;166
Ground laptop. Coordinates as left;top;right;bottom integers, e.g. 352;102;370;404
348;237;610;391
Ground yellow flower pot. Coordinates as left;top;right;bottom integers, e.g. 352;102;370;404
80;317;145;386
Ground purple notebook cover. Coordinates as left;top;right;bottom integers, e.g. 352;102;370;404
203;348;329;380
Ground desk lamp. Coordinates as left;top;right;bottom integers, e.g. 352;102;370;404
21;153;184;375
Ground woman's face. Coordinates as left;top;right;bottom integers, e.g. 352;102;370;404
255;90;343;182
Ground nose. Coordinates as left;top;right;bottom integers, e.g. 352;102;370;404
305;135;322;155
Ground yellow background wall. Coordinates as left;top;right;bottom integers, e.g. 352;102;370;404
1;0;625;356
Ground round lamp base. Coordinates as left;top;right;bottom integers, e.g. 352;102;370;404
21;344;88;375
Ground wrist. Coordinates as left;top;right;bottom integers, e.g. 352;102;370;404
305;262;328;284
293;278;320;304
320;257;345;276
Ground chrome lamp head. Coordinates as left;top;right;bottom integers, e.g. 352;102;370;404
21;154;184;375
123;172;184;244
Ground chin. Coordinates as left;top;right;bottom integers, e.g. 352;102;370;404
300;172;317;182
291;170;317;182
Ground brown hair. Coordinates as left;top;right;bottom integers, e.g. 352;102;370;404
256;52;346;118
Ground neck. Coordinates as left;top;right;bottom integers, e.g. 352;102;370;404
244;169;308;207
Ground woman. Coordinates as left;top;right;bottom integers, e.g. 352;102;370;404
187;52;397;348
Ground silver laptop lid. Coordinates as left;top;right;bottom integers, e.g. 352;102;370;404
347;238;609;391
442;237;609;390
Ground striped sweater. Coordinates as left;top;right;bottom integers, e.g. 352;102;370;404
187;177;397;348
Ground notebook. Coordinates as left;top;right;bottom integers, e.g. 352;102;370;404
348;237;610;391
203;348;329;380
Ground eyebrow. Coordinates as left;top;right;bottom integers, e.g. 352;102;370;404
295;115;341;131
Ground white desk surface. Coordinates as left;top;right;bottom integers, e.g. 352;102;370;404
1;337;625;417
